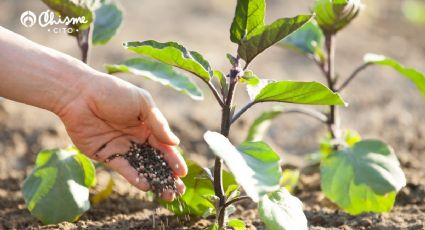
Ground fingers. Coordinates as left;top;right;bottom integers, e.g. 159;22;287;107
99;135;186;201
159;178;185;202
147;107;180;146
138;89;179;146
106;157;151;192
148;135;188;177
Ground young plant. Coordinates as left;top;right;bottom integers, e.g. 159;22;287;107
22;0;123;224
252;0;425;215
107;0;347;229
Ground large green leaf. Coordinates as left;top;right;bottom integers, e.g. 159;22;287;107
161;160;236;217
204;131;282;202
124;40;213;82
92;2;122;45
238;15;314;66
22;147;96;224
278;20;324;55
41;0;93;31
364;54;425;97
321;140;406;214
252;80;345;105
106;58;203;100
259;188;307;230
230;0;265;44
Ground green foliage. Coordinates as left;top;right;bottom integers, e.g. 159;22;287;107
245;106;283;142
213;70;228;95
90;177;114;205
228;219;246;230
22;147;96;224
206;224;219;230
92;2;122;45
364;54;425;97
278;20;324;56
320;129;361;157
106;58;203;100
161;160;237;217
250;80;346;105
40;0;93;31
230;0;265;44
238;15;314;66
258;188;307;230
321;140;406;214
313;0;362;34
204;131;282;202
230;0;313;66
403;0;425;26
124;40;213;82
280;169;300;193
240;70;260;86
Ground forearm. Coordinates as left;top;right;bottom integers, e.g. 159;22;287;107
0;26;96;114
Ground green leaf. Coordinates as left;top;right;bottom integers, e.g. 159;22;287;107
124;40;213;82
320;129;361;157
364;54;425;97
92;2;122;45
22;147;96;224
230;0;265;44
106;58;203;100
259;188;307;230
204;131;282;202
238;15;314;66
226;53;238;66
321;140;406;214
213;70;228;96
313;0;362;33
90;177;114;205
41;0;93;31
403;0;425;26
240;70;260;86
280;169;300;193
161;160;236;216
278;20;324;55
245;106;283;142
205;223;219;230
228;219;246;230
253;80;346;105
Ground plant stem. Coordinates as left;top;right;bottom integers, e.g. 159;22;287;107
336;63;371;92
77;28;91;64
216;64;239;230
207;81;225;107
324;34;340;141
231;104;328;124
224;196;251;209
231;101;255;124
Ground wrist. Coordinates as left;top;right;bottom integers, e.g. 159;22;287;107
50;63;99;117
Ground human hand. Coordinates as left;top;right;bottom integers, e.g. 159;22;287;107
56;73;187;201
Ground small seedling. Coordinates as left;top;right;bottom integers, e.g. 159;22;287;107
253;0;425;215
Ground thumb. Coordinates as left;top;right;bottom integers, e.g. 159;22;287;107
138;89;179;146
147;107;180;145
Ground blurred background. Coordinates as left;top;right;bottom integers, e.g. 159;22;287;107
1;0;424;229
